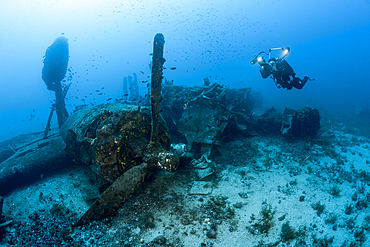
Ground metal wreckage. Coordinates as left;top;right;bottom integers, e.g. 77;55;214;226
160;81;320;156
60;33;180;225
0;33;320;227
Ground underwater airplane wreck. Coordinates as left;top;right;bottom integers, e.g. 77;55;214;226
4;34;362;247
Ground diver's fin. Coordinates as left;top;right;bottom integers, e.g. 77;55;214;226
305;76;317;81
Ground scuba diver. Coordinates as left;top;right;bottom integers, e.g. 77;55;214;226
250;47;316;90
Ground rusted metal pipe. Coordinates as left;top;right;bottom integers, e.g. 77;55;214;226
150;33;165;146
144;33;178;172
43;106;55;139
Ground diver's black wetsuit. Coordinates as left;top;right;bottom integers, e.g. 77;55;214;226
269;59;308;90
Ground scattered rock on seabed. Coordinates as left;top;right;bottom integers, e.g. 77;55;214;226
189;181;213;195
2;127;370;246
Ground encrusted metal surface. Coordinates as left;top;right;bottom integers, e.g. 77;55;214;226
65;33;179;225
75;163;149;226
60;103;170;183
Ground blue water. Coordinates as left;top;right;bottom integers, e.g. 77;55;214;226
0;0;370;141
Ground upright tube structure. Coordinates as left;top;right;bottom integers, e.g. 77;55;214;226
73;33;178;226
42;36;70;128
150;33;166;146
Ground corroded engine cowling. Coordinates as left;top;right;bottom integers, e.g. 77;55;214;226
60;103;170;183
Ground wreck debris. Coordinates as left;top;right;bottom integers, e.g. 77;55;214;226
254;107;321;138
0;196;12;230
289;106;321;138
252;107;282;135
203;76;210;86
0;220;12;229
160;83;320;159
0;196;3;223
75;163;149;225
43;106;55;140
0;131;70;195
142;33;179;173
149;33;165;146
122;73;140;103
60;103;171;183
123;77;128;102
41;36;70;128
191;152;216;181
129;73;140;102
0;146;15;164
240;106;321;139
62;33;178;225
161;83;255;157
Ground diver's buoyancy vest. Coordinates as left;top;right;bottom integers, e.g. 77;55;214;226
279;59;295;76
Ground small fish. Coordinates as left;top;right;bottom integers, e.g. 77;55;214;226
123;93;129;96
140;71;144;74
142;80;148;83
95;90;100;92
170;67;176;70
98;93;103;95
107;98;112;101
101;87;105;89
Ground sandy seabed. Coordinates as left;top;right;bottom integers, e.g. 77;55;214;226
1;121;370;247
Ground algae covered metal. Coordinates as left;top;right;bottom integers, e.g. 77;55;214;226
60;103;172;183
42;36;70;129
59;33;179;225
